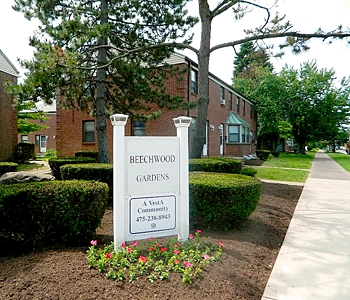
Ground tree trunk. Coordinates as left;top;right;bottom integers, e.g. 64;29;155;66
190;0;211;158
95;0;109;163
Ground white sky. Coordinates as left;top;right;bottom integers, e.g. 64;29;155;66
1;0;350;84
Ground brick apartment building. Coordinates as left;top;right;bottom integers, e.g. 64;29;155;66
56;53;257;159
18;101;57;156
0;50;18;162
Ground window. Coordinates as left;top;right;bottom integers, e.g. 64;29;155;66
132;120;146;136
35;135;40;146
83;121;95;143
242;100;246;115
190;118;196;142
190;69;198;94
21;135;28;143
242;126;250;143
228;125;239;142
229;92;233;110
220;86;225;102
236;97;240;113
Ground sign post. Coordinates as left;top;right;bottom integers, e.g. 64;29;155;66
110;114;191;250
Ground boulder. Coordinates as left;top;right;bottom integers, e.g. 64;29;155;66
0;171;55;185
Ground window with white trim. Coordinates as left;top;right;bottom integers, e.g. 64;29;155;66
228;125;239;142
83;121;95;143
132;120;146;136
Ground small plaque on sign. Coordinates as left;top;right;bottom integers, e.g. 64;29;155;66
129;195;176;234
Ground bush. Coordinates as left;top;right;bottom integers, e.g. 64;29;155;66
240;167;257;177
14;142;35;163
44;149;57;157
0;162;18;177
61;163;113;202
271;151;280;158
255;150;271;161
189;172;261;229
189;157;242;174
48;157;96;180
75;151;99;160
0;180;108;254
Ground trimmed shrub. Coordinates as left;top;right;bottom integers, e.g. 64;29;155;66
240;167;257;177
48;157;96;180
61;163;113;202
189;157;242;174
75;151;99;160
255;150;271;161
14;142;35;163
0;162;18;177
189;172;261;229
271;151;280;158
0;180;108;253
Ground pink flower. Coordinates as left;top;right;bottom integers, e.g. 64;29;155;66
184;261;192;268
139;256;147;263
121;242;126;249
173;249;180;255
90;240;97;245
147;237;153;241
160;247;167;252
154;243;160;247
105;253;112;259
131;241;139;247
218;241;224;248
188;234;194;240
203;254;210;261
195;229;202;234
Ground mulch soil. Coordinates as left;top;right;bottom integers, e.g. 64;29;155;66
0;182;302;300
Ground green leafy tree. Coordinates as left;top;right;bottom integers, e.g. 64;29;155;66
17;101;49;134
9;0;197;162
280;62;350;154
233;41;273;79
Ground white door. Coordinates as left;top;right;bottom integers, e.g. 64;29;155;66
202;121;208;156
219;124;224;155
40;135;47;153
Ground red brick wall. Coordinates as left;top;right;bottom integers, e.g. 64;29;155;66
0;72;17;161
56;62;257;160
18;113;57;156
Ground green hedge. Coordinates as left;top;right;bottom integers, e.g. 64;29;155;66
75;151;99;160
0;162;18;177
240;167;257;177
0;180;108;254
271;151;280;157
189;172;261;229
255;150;271;161
189;157;242;174
48;157;96;180
61;163;113;202
14;142;35;163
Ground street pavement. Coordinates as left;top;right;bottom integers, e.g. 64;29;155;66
262;151;350;300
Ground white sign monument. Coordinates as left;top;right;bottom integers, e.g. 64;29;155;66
110;114;191;249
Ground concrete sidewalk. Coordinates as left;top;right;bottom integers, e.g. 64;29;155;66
262;151;350;300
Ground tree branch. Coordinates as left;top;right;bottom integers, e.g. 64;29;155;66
210;31;350;53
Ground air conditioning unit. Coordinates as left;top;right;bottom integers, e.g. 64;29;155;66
220;98;226;105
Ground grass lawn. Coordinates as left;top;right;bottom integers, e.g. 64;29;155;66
17;163;45;172
326;152;350;172
249;151;316;183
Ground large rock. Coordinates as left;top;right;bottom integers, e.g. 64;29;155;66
0;171;55;185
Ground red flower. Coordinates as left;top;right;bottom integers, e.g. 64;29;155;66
121;242;126;248
173;249;180;255
160;247;167;252
139;256;147;263
127;247;132;253
148;247;154;251
195;229;202;234
218;241;224;248
154;243;160;247
105;253;112;259
174;259;180;265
